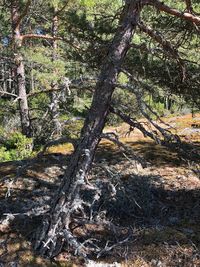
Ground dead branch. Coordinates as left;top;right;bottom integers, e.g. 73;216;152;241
109;105;162;144
101;132;147;168
63;228;88;258
132;87;180;143
110;105;200;161
97;235;130;258
27;88;63;98
114;74;180;143
0;90;19;98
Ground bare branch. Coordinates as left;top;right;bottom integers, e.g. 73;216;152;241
0;90;18;98
101;132;147;168
109;105;162;144
27;88;62;98
115;79;181;143
97;235;130;258
110;105;199;161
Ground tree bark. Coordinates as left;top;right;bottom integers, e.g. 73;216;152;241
11;0;32;137
50;7;62;136
34;0;141;258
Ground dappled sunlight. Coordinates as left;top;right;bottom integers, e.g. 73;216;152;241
1;112;199;265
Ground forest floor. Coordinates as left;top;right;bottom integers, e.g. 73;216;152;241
0;113;200;267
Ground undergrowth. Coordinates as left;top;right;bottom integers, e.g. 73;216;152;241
0;130;33;162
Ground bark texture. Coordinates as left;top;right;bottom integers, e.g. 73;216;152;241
50;7;62;135
34;0;141;258
11;0;32;137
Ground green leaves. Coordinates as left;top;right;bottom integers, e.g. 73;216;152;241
0;131;33;162
24;46;65;90
79;0;95;8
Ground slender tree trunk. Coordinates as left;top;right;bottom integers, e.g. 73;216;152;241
35;0;141;258
2;62;6;91
11;0;32;137
17;56;32;137
50;8;62;136
30;62;35;92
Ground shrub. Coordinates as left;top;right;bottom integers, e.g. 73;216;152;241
0;146;12;162
0;131;33;162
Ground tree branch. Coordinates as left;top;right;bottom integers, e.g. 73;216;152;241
54;0;70;16
143;0;200;25
22;34;62;41
27;84;94;98
0;90;18;98
109;105;162;145
21;34;80;50
138;21;186;80
101;132;147;168
15;0;31;29
40;137;77;155
185;0;193;13
110;104;199;161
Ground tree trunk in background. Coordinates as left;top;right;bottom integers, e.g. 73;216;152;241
11;0;32;137
35;0;141;258
50;8;62;136
17;55;32;137
2;62;6;92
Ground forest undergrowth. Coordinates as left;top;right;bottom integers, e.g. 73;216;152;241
0;113;200;267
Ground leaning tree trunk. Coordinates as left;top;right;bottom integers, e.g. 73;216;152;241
11;0;32;137
34;0;141;258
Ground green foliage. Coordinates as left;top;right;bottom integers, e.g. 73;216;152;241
73;94;91;114
0;146;11;162
79;0;95;8
24;46;66;90
0;0;199;148
62;119;84;138
0;132;33;162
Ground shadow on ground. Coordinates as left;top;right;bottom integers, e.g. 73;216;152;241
97;139;200;167
0;140;200;266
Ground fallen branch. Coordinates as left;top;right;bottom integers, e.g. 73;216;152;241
97;235;130;258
